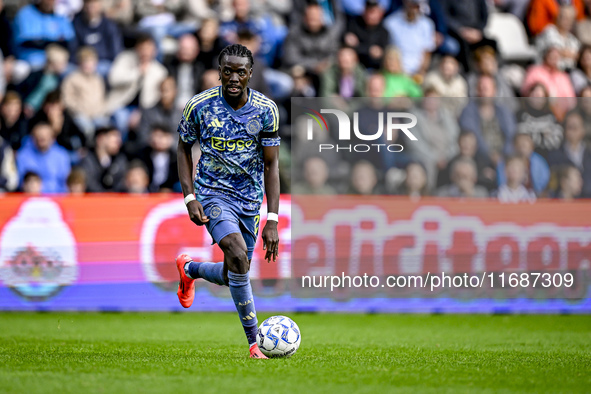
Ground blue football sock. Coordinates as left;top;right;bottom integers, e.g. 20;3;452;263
184;262;226;286
227;271;258;346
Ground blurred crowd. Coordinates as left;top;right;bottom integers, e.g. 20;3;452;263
0;0;589;200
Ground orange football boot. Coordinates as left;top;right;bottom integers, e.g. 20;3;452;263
249;343;268;359
176;253;195;308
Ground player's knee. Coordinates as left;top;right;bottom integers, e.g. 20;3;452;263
225;243;249;274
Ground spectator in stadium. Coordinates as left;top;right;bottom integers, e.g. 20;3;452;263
17;44;69;116
0;51;5;101
575;0;591;46
29;90;86;155
522;46;576;100
172;0;228;25
570;45;591;95
536;5;580;71
102;0;134;26
384;0;435;81
575;85;591;146
347;160;384;195
135;76;182;153
196;18;225;69
423;55;467;116
133;0;195;59
407;88;460;189
527;0;585;37
0;0;13;60
200;69;221;91
467;46;515;104
71;0;123;77
11;0;75;70
423;56;466;98
436;156;489;198
291;0;343;28
21;171;42;194
2;10;29;90
291;114;341;177
235;30;272;97
291;156;336;195
282;2;341;77
66;167;86;194
79;126;128;192
17;122;71;193
290;66;316;97
515;83;563;158
438;130;497;191
547;110;591;197
136;124;179;192
525;47;577;121
343;0;390;70
350;73;411;171
0;135;17;192
390;0;459;56
496;156;536;203
439;0;495;71
398;161;429;198
380;47;422;98
497;133;550;194
123;160;150;194
0;91;27;151
553;164;583;199
320;46;367;97
54;0;84;19
459;75;516;164
219;0;286;66
342;0;389;16
254;0;293;25
61;47;108;139
165;34;204;110
107;34;168;138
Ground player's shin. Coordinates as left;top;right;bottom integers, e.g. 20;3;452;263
185;261;227;286
227;271;258;346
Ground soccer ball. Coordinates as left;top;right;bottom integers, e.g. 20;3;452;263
257;315;301;358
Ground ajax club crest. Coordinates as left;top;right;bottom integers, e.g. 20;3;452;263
246;118;261;135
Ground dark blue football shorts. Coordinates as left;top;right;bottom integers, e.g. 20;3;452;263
199;195;260;260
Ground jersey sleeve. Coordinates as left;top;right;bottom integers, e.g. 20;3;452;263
177;100;201;144
260;100;280;147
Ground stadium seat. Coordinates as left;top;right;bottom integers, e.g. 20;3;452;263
484;12;537;62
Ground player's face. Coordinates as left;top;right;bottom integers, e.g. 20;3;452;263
219;55;252;99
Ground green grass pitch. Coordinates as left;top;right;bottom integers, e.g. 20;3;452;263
0;312;589;393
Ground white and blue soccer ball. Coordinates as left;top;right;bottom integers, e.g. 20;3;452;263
257;315;301;358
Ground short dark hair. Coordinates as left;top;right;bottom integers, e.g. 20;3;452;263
558;164;580;182
218;44;254;68
135;33;154;46
44;90;61;105
67;167;87;185
458;129;476;141
24;171;41;182
94;126;119;140
150;123;172;134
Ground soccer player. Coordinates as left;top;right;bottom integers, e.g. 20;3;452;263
175;44;280;359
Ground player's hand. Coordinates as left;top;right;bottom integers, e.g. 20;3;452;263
262;221;279;263
186;200;209;225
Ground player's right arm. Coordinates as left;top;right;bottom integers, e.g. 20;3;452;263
177;105;209;225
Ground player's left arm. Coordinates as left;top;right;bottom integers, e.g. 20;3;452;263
260;98;281;262
262;144;280;263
